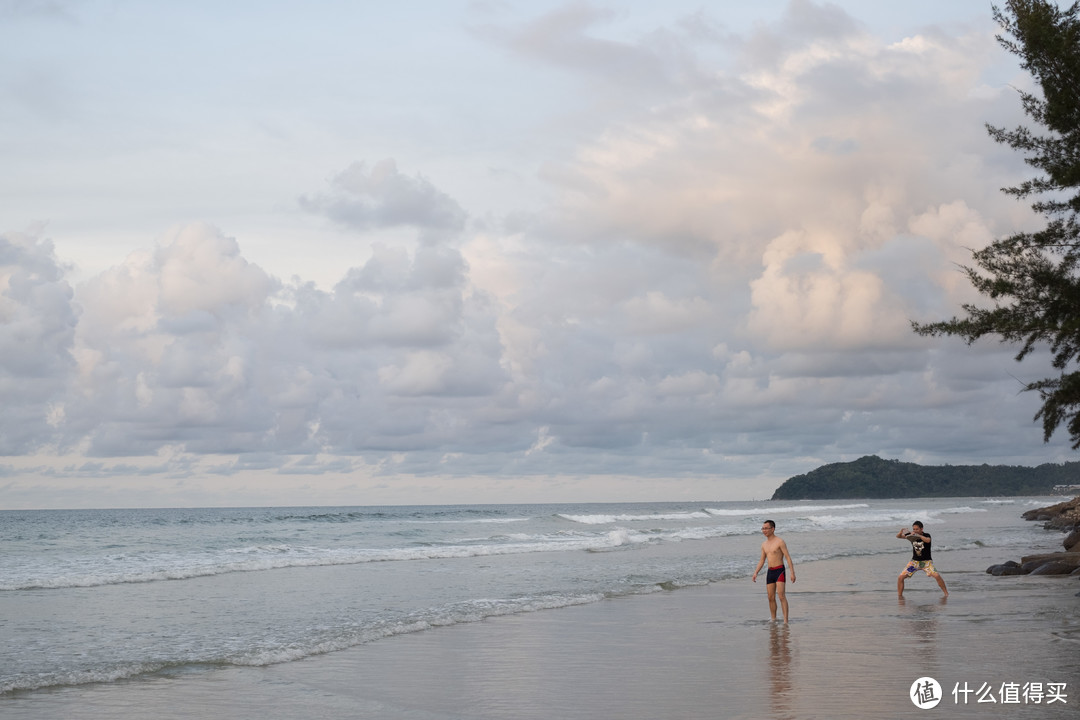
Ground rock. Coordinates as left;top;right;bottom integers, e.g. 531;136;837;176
1023;495;1080;530
987;560;1025;575
1019;552;1080;568
1028;561;1078;576
1064;526;1080;552
1071;566;1080;576
989;565;1027;576
1021;560;1045;573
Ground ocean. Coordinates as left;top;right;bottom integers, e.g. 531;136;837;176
1;497;1077;718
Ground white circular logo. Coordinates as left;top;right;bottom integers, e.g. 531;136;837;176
910;677;942;709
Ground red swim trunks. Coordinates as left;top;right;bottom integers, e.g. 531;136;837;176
766;565;786;584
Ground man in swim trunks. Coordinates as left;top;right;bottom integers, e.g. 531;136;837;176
897;521;948;597
751;520;796;622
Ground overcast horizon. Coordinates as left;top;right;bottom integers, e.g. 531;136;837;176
2;0;1076;510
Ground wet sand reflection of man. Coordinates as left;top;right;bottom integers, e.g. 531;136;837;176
768;623;794;720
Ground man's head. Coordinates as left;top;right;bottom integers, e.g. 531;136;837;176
912;521;924;531
762;520;776;536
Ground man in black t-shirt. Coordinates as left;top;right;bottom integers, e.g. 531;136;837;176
896;520;948;597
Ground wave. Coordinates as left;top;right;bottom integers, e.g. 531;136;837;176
0;591;609;695
234;592;611;666
405;518;532;525
797;505;988;530
557;504;873;524
0;551;760;696
1;519;761;592
1;661;181;696
270;508;524;524
702;503;870;516
557;511;713;525
0;553;760;695
0;530;655;591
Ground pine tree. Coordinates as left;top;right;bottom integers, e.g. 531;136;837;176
913;1;1080;447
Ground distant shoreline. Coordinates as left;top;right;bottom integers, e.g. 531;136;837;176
771;455;1080;500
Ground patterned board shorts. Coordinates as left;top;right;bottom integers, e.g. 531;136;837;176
904;560;938;576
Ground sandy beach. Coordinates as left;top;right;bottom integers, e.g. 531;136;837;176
5;538;1077;720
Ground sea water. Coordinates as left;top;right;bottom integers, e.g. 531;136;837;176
0;497;1067;697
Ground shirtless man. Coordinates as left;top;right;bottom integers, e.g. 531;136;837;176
897;521;948;597
751;520;796;623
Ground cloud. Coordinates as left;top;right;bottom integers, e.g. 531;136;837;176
300;159;468;238
490;3;671;87
488;3;1018;363
452;2;1057;469
0;229;77;453
747;229;902;351
154;224;277;318
53;217;510;461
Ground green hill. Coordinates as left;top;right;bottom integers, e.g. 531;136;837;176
770;455;1078;500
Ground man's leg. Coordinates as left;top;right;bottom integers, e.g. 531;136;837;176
897;572;908;597
776;582;789;623
931;571;948;596
766;582;778;620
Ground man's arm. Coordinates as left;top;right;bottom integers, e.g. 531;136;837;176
898;528;927;543
751;547;766;582
780;539;796;582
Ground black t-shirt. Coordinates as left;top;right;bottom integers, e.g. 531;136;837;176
909;532;932;561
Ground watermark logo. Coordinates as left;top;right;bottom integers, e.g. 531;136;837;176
909;678;1068;707
911;677;943;709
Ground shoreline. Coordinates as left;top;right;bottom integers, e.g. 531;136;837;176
3;540;1076;720
2;498;1077;719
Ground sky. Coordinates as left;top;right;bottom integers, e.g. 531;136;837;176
1;0;1075;509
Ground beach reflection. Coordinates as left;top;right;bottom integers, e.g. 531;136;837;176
768;623;794;720
898;595;947;659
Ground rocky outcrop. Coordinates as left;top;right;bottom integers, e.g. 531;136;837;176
986;498;1080;578
988;553;1080;576
1021;495;1080;531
